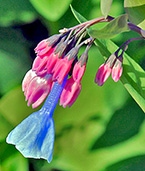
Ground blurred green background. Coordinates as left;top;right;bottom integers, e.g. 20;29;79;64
0;0;145;170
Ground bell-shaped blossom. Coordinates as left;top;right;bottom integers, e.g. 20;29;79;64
72;61;86;83
6;77;67;163
22;70;52;109
60;77;81;108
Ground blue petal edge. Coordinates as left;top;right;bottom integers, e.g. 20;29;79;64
6;108;55;163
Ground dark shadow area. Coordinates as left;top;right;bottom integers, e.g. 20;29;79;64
91;99;145;150
14;19;49;61
106;155;145;171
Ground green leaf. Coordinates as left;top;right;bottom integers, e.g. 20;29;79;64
0;0;37;26
71;7;129;39
70;5;87;23
124;0;145;29
0;27;32;94
30;0;72;21
89;14;129;39
101;0;113;18
71;7;145;112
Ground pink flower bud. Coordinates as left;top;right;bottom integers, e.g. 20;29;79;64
95;63;112;86
52;56;74;85
32;56;48;77
35;34;61;58
112;58;123;82
46;50;60;75
59;77;81;108
35;39;52;57
72;61;86;83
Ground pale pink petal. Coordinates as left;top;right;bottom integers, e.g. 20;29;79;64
22;70;36;92
112;65;123;82
24;74;52;108
25;76;39;101
28;86;50;109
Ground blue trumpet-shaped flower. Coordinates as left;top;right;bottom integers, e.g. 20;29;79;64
6;77;67;162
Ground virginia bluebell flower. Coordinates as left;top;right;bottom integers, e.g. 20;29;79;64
6;23;95;163
6;77;67;162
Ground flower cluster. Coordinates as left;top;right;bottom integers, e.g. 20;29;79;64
6;23;94;162
6;15;145;163
95;52;123;86
23;28;93;109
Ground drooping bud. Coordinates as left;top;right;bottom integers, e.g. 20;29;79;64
95;63;112;86
72;51;88;83
95;52;123;86
32;56;48;77
112;56;123;82
35;34;62;57
59;77;81;108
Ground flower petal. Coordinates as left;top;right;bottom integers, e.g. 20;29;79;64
6;109;55;163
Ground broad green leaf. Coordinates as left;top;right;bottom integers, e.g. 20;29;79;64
89;14;129;39
71;7;129;39
0;27;32;94
70;5;87;23
0;0;36;26
71;7;145;112
101;0;113;18
124;0;145;29
30;0;72;21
